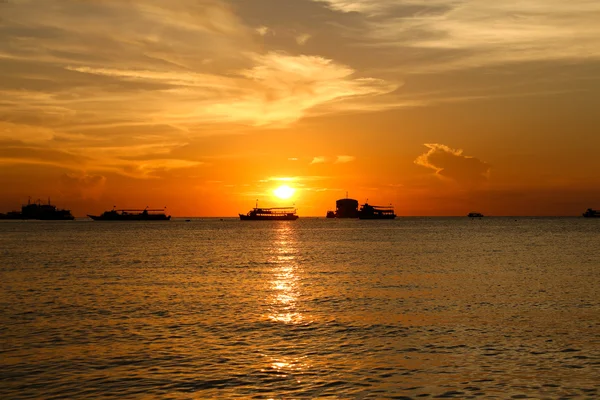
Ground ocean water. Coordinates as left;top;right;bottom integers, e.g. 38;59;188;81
0;218;598;399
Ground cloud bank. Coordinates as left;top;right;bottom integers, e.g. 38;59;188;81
0;0;397;174
315;0;600;70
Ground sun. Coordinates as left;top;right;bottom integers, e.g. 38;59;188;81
273;185;295;200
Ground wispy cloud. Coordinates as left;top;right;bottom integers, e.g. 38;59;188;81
316;0;600;70
310;155;356;164
207;52;396;126
0;141;89;168
296;34;312;45
122;159;204;179
0;122;57;143
335;155;356;164
256;26;270;36
313;0;391;14
310;156;328;164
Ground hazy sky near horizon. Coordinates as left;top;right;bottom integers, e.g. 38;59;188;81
1;0;599;216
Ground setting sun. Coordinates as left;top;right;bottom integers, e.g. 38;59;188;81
273;185;295;200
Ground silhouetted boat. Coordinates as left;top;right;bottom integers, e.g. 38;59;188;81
326;211;335;218
358;203;396;219
239;206;298;220
333;195;359;218
468;212;484;218
582;208;599;218
0;198;74;220
88;207;171;221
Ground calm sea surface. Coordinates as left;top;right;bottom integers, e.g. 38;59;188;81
1;218;598;399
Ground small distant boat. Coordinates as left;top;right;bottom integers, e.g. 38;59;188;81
88;207;171;221
0;198;74;220
239;205;298;221
357;203;396;219
582;208;599;218
468;212;484;218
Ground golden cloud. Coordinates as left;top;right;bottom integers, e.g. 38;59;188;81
415;143;490;184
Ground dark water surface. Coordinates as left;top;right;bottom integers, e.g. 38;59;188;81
1;218;598;399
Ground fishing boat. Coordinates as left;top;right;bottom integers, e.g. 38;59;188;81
582;208;599;218
0;198;74;220
88;207;171;221
357;203;396;219
239;204;298;220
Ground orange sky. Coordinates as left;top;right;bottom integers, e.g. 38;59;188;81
1;0;599;216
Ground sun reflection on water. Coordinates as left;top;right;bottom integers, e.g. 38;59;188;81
261;223;315;380
268;356;311;374
267;223;304;325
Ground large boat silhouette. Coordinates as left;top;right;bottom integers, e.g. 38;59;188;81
334;197;359;218
88;207;171;221
582;208;599;218
358;203;396;219
324;194;359;218
239;204;298;220
0;198;74;220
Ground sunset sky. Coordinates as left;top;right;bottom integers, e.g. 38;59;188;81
1;0;599;216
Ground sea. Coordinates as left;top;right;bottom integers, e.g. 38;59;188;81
1;218;598;399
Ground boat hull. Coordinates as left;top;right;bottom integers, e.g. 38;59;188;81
358;214;396;220
88;214;171;221
0;215;74;220
239;214;298;221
